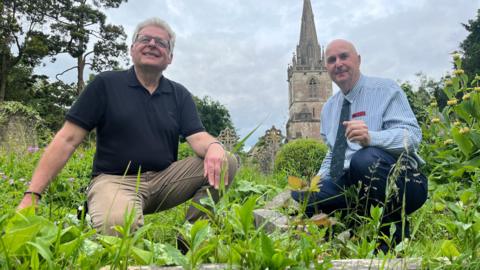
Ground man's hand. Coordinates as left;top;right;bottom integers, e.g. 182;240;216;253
17;193;40;210
203;143;228;189
344;120;370;147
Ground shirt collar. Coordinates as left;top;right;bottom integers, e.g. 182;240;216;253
127;66;172;94
344;74;365;103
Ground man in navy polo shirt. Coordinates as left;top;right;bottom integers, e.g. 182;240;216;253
292;39;428;253
18;18;237;239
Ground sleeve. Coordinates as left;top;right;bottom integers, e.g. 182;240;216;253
318;101;333;178
318;149;332;178
65;75;107;131
179;90;205;137
368;82;422;155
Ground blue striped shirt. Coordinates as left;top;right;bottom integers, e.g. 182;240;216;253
318;74;423;178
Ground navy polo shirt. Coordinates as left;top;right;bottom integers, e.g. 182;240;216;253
66;67;205;176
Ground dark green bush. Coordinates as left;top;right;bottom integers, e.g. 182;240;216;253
274;138;327;179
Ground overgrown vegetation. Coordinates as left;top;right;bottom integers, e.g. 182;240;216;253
0;55;479;268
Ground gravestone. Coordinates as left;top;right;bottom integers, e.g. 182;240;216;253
251;126;283;174
217;127;238;152
0;102;43;153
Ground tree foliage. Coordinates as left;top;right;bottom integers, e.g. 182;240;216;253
0;0;58;101
460;9;480;78
193;96;234;137
48;0;129;94
401;73;444;123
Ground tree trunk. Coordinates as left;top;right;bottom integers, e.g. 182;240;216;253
0;52;7;102
77;55;85;95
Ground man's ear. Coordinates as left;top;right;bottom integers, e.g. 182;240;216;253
358;54;361;64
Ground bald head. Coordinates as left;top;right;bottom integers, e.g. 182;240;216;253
325;39;361;93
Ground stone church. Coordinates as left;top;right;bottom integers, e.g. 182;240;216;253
286;0;332;141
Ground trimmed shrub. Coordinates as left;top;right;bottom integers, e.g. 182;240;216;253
274;138;327;179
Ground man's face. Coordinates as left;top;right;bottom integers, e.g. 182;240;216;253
325;40;361;93
130;25;172;72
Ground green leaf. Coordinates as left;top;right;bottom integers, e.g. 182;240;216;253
451;127;473;157
440;240;460;258
27;240;53;264
190;219;210;251
460;190;474;204
131;246;153;264
237;196;257;235
260;232;275;260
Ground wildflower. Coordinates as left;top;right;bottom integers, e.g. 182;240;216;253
462;93;471;101
9;179;14;185
452;53;461;61
453;121;461;126
68;177;75;183
459;127;470;134
474;87;480;92
445;80;453;86
27;146;40;153
447;99;458;106
444;139;454;145
453;69;464;76
430;102;437;107
431;118;440;123
19;178;25;182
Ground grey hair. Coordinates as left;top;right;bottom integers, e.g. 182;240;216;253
132;17;176;54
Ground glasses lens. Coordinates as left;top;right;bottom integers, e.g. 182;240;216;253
137;35;169;50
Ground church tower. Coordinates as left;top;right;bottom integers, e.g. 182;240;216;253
286;0;332;141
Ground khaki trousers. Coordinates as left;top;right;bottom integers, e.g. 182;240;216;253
87;155;237;235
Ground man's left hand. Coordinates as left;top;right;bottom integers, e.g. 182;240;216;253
344;120;370;147
203;143;228;189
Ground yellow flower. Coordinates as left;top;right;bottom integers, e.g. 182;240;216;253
445;80;453;86
462;93;471;101
444;139;454;145
459;127;470;134
447;99;458;105
432;118;440;123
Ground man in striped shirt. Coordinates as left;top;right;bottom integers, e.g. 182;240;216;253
292;39;428;253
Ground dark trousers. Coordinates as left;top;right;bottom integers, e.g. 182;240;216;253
292;147;428;242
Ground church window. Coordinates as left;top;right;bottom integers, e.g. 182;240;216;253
309;78;318;97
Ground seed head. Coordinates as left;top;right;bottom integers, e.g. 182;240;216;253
453;69;464;76
447;99;458;105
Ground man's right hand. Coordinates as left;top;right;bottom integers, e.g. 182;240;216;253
17;193;41;210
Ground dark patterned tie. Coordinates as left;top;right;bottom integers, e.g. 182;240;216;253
330;98;350;181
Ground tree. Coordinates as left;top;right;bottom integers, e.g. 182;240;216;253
400;73;443;123
49;0;129;94
0;0;58;101
460;9;480;78
193;96;234;137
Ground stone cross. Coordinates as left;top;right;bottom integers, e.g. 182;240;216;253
217;127;238;152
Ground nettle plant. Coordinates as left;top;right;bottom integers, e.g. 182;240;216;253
422;53;480;263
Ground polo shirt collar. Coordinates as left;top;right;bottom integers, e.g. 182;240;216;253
127;66;172;94
344;74;365;103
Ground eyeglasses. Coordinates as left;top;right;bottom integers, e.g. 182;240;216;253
135;35;170;50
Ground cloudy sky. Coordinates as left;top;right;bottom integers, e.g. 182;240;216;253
42;0;478;148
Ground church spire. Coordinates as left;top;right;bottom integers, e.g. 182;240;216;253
296;0;323;68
